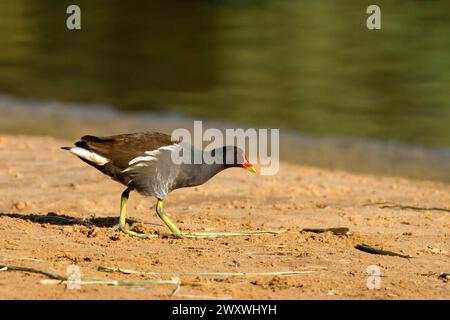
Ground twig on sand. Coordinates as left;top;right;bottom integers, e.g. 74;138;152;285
243;244;288;248
355;244;412;259
363;202;450;213
303;227;351;236
40;278;180;286
0;264;65;280
98;266;321;277
0;255;45;262
0;264;180;287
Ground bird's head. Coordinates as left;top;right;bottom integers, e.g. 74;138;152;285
214;146;256;173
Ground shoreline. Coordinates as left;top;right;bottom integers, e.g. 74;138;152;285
1;95;449;183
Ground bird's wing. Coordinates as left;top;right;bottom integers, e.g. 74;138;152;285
75;131;178;170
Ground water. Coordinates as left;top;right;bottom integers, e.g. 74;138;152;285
0;0;449;148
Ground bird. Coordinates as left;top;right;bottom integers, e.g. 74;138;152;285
62;131;278;239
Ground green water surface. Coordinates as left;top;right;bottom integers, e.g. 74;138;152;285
0;0;449;148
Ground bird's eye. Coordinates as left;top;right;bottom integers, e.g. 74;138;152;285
211;149;215;157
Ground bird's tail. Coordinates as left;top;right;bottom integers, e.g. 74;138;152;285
61;146;109;165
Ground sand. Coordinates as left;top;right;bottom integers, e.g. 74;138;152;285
0;134;448;299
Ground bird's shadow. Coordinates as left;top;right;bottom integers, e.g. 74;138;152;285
0;212;147;228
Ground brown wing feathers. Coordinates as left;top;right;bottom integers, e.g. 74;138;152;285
74;132;176;169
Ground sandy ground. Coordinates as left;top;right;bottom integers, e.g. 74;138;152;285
0;134;449;300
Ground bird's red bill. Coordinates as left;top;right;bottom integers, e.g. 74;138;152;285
242;154;257;173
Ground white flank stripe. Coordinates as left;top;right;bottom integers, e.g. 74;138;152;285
134;162;149;167
69;147;109;165
127;144;179;167
157;145;178;152
128;155;157;165
122;161;150;173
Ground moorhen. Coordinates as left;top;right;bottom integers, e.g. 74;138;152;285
62;131;278;238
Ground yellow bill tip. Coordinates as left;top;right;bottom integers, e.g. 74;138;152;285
244;165;257;173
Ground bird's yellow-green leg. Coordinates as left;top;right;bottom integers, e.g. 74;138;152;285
118;188;130;228
115;188;157;238
155;199;182;236
155;199;280;239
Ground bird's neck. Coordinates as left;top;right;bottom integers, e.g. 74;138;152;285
183;162;227;187
172;147;228;188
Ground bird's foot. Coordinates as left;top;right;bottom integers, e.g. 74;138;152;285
170;230;281;239
112;224;281;239
112;224;158;239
